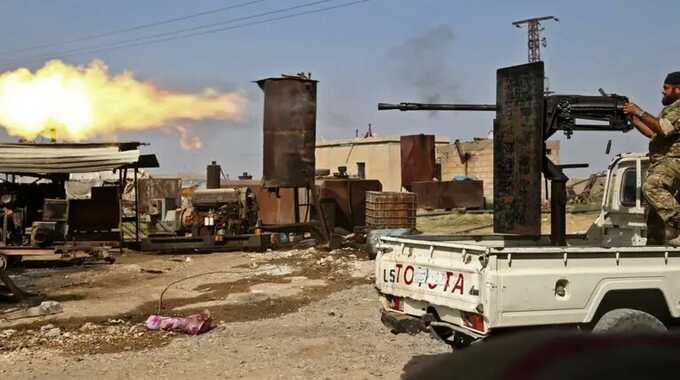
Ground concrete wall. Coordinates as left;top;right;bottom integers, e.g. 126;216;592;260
316;136;450;192
438;138;560;203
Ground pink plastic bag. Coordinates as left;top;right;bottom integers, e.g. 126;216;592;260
145;310;212;335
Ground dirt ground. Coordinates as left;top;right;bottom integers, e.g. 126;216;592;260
0;211;599;379
0;246;449;379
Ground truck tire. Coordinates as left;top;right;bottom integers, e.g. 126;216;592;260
0;254;22;270
593;308;667;333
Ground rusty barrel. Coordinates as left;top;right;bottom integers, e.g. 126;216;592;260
365;191;416;230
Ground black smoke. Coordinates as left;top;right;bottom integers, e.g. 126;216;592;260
386;25;458;116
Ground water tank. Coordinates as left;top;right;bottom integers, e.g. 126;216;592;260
257;76;317;188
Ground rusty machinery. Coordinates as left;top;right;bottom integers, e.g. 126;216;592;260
379;62;632;245
0;142;159;300
188;161;258;239
140;161;267;253
189;188;258;240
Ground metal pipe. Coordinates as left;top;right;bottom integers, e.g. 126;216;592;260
118;169;124;248
558;163;590;169
568;124;630;131
134;168;139;243
378;102;497;112
544;159;568;246
293;187;300;224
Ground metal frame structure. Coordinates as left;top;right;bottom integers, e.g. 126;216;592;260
512;16;559;63
0;143;158;300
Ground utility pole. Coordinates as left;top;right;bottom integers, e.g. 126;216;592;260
512;16;559;63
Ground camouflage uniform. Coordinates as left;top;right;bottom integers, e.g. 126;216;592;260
642;100;680;224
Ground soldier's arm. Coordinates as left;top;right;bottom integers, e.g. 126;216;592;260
631;115;655;138
638;112;665;134
624;102;664;134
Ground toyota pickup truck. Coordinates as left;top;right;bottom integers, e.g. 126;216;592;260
375;153;680;348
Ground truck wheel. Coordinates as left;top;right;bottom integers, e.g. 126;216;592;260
0;254;22;270
593;308;667;333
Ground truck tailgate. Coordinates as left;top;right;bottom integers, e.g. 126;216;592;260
375;236;489;313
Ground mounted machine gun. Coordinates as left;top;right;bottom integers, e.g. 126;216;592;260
379;62;633;245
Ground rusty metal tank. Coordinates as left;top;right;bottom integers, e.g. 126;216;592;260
257;76;318;189
206;161;221;189
400;134;435;191
411;180;484;210
319;174;382;231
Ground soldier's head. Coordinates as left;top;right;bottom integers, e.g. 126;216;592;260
663;72;680;106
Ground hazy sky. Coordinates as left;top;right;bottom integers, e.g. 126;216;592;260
1;0;678;178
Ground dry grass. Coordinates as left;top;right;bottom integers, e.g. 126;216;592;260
417;211;600;235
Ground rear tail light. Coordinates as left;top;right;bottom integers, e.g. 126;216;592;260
386;295;403;312
462;311;485;332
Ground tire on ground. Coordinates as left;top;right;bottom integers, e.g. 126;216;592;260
593;308;667;333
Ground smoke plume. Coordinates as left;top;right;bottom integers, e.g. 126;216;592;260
387;25;458;112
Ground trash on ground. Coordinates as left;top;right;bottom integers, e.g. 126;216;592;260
144;310;212;335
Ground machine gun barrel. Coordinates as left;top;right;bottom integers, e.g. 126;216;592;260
378;93;632;137
378;102;497;112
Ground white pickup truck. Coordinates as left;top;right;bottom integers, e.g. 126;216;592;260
375;153;680;348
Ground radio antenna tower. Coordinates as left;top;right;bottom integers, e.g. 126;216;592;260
512;16;559;63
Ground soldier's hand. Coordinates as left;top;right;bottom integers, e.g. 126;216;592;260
623;102;642;115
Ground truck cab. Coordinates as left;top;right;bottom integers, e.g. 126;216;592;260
586;153;650;247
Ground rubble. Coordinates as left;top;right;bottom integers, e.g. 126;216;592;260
43;327;62;338
79;322;99;332
0;301;63;321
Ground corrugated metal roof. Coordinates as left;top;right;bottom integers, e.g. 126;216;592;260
0;142;143;174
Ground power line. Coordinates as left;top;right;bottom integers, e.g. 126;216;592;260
0;0;350;67
1;0;370;69
0;0;267;56
79;0;370;57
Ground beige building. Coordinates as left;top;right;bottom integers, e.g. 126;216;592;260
316;136;451;192
437;138;560;203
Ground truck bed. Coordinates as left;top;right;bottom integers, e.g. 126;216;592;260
376;234;680;339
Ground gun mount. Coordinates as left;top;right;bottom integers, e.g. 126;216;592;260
378;62;632;245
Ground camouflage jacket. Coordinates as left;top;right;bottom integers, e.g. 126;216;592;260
649;99;680;161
